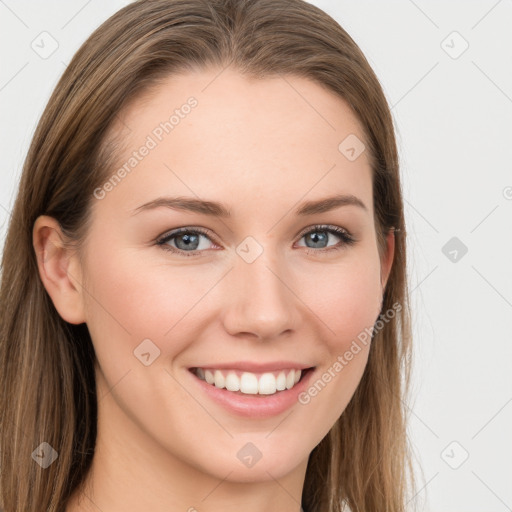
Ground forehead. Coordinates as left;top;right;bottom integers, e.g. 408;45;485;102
97;67;373;217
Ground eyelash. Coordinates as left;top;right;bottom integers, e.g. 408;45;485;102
155;224;356;257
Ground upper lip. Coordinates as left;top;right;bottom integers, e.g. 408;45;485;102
189;361;315;372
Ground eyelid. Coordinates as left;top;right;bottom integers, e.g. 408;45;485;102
295;223;351;239
156;226;219;250
157;225;215;241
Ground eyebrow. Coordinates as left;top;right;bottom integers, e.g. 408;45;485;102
131;193;368;217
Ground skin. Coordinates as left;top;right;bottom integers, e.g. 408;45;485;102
33;67;394;512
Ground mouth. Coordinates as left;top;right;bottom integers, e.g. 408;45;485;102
187;363;317;418
189;366;315;396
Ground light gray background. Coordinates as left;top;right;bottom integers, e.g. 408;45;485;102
1;1;511;510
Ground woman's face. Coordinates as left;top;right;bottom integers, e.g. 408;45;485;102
64;68;393;491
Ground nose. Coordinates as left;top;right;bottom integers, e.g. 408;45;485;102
221;247;299;341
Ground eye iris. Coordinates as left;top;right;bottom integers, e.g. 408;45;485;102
306;231;328;248
176;233;200;250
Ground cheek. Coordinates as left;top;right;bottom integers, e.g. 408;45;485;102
290;254;381;434
82;248;217;449
83;245;214;354
300;253;383;349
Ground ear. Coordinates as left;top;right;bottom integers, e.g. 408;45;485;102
380;228;395;293
32;215;86;325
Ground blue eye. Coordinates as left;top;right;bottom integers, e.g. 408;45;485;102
296;225;356;254
156;224;356;257
156;227;214;257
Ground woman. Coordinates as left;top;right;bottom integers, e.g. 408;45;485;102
0;0;414;510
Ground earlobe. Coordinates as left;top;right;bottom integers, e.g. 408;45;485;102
32;215;86;325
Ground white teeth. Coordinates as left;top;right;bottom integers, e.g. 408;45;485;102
225;371;240;392
258;373;276;395
204;369;214;385
240;372;259;394
285;370;295;390
213;370;225;388
276;371;286;391
194;368;304;395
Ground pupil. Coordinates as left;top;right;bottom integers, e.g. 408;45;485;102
308;231;327;248
178;233;199;250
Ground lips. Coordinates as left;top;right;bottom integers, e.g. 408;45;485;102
187;364;316;417
191;361;313;372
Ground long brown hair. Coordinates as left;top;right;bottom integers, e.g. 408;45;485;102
0;0;414;510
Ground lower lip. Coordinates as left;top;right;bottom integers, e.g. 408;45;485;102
188;368;315;418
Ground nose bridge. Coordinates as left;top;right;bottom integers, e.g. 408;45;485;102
222;241;297;339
